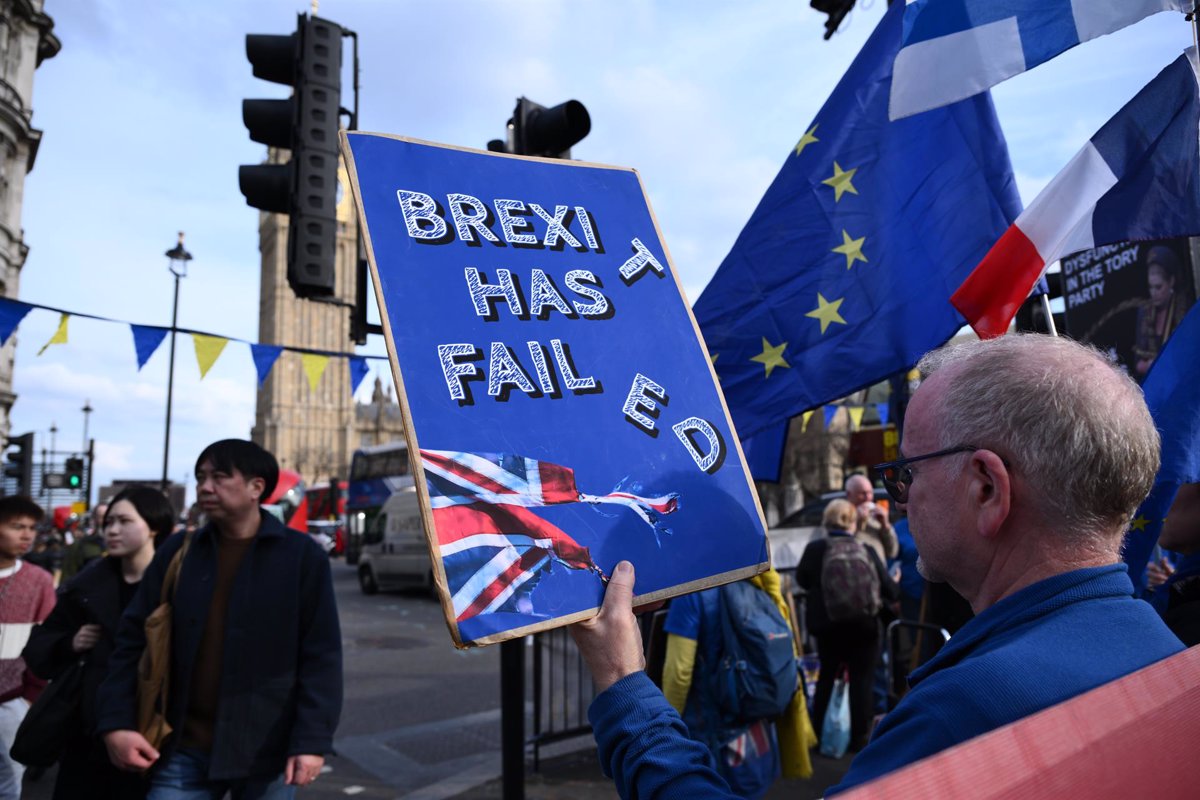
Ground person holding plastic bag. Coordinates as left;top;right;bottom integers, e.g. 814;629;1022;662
796;499;898;754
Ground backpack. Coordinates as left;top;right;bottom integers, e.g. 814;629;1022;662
710;581;799;725
821;536;882;622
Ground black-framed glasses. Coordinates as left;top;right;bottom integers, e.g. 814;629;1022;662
872;445;980;504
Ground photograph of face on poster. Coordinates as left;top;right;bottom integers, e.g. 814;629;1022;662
1060;238;1197;382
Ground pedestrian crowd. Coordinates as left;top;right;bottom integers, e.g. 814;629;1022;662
2;334;1198;800
0;439;343;800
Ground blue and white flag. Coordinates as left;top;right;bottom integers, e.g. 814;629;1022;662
891;0;1187;120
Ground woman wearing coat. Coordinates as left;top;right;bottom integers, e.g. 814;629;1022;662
23;486;174;800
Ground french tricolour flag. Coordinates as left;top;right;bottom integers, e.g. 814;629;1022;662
891;0;1186;121
952;49;1200;339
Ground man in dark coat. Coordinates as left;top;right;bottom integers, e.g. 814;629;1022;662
96;440;342;799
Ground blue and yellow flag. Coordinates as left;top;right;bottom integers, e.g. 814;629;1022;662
693;2;1022;441
1124;301;1200;590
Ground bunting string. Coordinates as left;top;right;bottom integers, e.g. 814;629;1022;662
0;296;386;397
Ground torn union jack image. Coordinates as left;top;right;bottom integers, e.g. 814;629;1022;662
420;450;680;623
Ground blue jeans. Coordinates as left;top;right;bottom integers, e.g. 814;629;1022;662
148;748;295;800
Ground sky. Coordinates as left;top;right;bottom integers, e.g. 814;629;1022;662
10;0;1191;510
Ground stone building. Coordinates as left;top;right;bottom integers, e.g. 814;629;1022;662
250;155;405;484
0;0;57;441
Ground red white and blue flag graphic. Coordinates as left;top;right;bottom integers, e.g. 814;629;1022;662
421;450;680;622
952;49;1200;338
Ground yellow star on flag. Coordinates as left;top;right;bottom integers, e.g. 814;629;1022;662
822;162;859;202
832;230;868;269
794;125;819;156
750;337;790;378
806;293;847;334
709;352;719;365
1129;515;1150;532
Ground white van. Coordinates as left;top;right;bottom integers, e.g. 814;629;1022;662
356;486;434;595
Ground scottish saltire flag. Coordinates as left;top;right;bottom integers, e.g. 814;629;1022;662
1123;302;1200;590
891;0;1186;120
953;50;1200;338
421;450;679;621
693;1;1021;440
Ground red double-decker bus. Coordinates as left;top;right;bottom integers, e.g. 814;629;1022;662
264;469;307;532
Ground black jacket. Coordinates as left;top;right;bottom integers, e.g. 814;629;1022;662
24;555;126;734
796;530;900;637
95;512;343;780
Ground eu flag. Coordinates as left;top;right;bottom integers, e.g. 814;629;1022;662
693;2;1022;441
1123;301;1200;589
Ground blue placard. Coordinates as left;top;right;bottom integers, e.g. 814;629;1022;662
341;133;767;647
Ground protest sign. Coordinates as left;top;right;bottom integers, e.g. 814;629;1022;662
339;133;769;647
1060;237;1196;382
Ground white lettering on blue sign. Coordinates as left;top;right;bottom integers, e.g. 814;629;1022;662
565;270;609;317
493;199;538;245
529;269;574;317
488;342;537;397
437;343;479;400
623;373;666;433
448;193;500;244
575;207;600;250
465;267;525;318
397;190;447;240
673;417;723;472
619;237;666;282
531;204;583;249
527;341;555;393
551;339;596;391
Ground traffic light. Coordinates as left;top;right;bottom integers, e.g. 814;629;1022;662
65;457;84;490
239;14;344;298
489;98;591;158
3;433;32;495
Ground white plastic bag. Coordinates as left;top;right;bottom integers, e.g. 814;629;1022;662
819;668;850;758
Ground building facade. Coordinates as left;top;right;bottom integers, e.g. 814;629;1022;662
0;0;57;442
251;154;405;485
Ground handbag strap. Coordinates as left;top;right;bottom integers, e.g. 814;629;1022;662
158;531;194;605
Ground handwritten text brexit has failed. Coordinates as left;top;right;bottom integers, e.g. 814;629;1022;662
396;189;725;474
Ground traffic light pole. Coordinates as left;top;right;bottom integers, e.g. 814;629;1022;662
161;268;181;492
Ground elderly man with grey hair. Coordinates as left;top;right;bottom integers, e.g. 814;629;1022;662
571;334;1185;798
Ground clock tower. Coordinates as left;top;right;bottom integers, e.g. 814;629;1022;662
250;150;359;485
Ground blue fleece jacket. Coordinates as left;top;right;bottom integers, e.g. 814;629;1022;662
588;564;1184;799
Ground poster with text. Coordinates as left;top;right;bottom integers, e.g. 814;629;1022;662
340;133;769;647
1061;238;1196;383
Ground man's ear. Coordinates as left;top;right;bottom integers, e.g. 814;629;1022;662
969;450;1011;539
249;475;266;502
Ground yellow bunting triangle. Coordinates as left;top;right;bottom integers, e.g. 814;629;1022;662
192;334;229;379
301;353;330;392
801;410;814;434
37;314;69;356
848;405;865;431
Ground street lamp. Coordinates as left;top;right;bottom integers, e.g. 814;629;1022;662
161;232;192;491
81;399;93;509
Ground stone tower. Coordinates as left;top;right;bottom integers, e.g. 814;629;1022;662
250;153;359;484
0;0;58;441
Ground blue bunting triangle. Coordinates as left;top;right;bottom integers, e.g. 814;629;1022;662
349;356;370;396
0;298;33;347
129;324;169;370
823;405;838;429
250;343;284;387
876;403;890;428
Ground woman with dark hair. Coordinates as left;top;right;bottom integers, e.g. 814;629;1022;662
22;486;175;799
